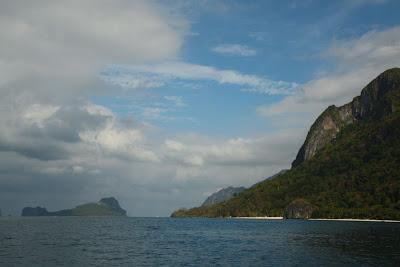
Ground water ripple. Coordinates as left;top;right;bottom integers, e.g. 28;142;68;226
0;217;399;266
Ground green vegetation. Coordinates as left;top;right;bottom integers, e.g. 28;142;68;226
21;197;127;217
172;69;400;220
284;198;314;219
173;110;400;219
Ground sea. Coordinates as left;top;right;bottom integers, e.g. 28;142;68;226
1;217;399;266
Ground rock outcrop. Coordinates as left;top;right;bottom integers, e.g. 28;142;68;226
284;199;314;219
292;68;400;167
98;197;127;216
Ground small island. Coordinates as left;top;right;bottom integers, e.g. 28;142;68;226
21;197;127;217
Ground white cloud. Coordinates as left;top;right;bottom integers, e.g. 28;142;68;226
327;27;400;70
141;107;170;120
102;62;299;95
212;43;257;56
100;71;166;90
0;0;185;101
80;122;142;150
78;110;159;162
258;26;400;123
165;139;186;151
85;103;114;117
23;104;60;128
163;131;301;168
0;98;300;215
0;1;188;215
4;1;398;217
164;96;187;107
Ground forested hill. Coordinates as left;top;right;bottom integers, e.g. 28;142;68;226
201;187;246;207
171;68;400;220
21;197;127;217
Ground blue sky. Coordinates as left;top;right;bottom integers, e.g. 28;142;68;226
96;0;400;137
1;0;400;216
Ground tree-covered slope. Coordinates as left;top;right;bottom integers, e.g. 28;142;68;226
201;187;246;207
171;68;400;220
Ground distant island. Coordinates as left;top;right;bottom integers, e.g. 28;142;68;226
22;197;127;217
172;186;246;217
172;68;400;220
202;186;246;207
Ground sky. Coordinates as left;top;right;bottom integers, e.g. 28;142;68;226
1;0;400;216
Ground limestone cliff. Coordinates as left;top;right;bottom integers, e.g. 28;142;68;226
292;67;400;167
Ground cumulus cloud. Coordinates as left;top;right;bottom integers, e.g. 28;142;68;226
79;110;159;162
0;100;157;162
0;0;189;215
212;43;257;56
258;26;400;125
0;99;170;214
326;27;400;71
0;0;185;102
4;1;396;217
0;98;299;215
101;62;299;95
163;131;301;168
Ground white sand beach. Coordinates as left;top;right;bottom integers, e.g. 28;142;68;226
230;217;400;222
233;217;283;220
310;218;400;223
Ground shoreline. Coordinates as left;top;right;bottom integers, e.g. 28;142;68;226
231;217;400;223
309;218;400;223
233;216;283;220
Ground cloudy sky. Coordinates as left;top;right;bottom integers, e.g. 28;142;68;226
1;0;400;216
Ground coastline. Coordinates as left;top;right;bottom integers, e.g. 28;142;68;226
233;216;283;220
309;218;400;223
230;217;400;223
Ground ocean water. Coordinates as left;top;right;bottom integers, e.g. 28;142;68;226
1;217;399;266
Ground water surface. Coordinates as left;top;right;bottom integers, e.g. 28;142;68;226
1;217;399;266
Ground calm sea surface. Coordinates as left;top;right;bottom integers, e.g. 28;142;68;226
0;217;399;266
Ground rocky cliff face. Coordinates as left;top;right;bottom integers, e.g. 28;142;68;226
99;197;127;216
201;186;246;207
292;68;400;167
